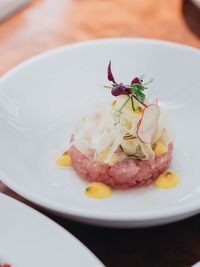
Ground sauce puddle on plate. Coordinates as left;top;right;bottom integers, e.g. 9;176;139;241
85;182;112;199
155;171;179;189
56;151;72;167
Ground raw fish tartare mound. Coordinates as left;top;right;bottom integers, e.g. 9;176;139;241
66;61;174;190
69;144;173;189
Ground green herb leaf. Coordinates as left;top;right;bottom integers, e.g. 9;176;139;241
104;61;153;125
104;85;113;89
130;97;135;111
135;91;145;102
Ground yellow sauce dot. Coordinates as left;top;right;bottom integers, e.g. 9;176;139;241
135;106;143;115
155;171;179;189
85;182;112;199
153;142;168;157
56;151;72;167
112;100;117;107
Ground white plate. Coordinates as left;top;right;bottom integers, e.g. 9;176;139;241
191;0;200;8
0;38;200;228
0;193;104;267
193;262;200;267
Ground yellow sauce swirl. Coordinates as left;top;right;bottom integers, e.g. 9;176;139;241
85;182;112;199
155;171;179;189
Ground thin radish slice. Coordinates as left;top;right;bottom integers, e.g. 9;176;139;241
137;104;160;144
154;98;158;105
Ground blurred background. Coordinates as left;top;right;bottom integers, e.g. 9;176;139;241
0;0;200;75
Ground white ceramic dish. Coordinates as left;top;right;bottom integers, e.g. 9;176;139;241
0;38;200;228
0;193;104;267
191;0;200;8
192;262;200;267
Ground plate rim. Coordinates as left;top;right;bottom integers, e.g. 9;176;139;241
1;37;200;223
0;192;104;266
1;37;200;83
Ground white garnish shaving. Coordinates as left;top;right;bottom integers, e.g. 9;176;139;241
71;96;172;163
137;104;160;144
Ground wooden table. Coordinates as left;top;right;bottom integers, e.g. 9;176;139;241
1;0;200;266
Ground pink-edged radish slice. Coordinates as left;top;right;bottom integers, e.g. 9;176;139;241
154;98;158;105
137;104;160;144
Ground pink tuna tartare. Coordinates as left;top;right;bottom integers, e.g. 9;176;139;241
68;62;173;189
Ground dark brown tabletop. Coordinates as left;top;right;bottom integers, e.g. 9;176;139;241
1;0;200;266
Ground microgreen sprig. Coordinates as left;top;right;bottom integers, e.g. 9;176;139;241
104;61;153;113
113;96;130;125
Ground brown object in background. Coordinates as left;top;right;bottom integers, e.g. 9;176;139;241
0;0;200;75
66;0;200;45
182;0;200;38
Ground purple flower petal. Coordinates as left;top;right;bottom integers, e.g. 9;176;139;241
131;77;141;85
107;61;117;84
111;83;131;96
111;83;123;96
123;87;132;95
